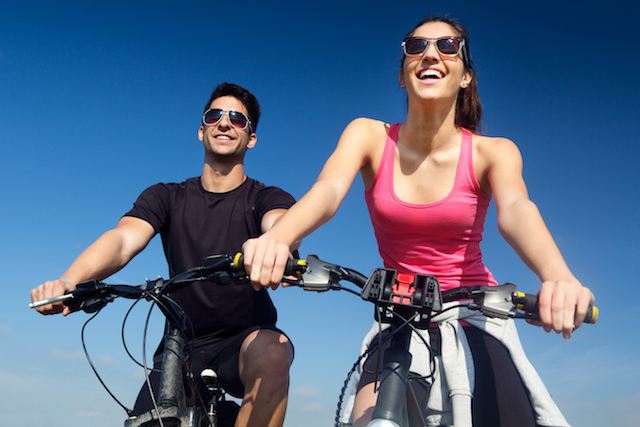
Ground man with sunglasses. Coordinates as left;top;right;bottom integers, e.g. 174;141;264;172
31;82;298;427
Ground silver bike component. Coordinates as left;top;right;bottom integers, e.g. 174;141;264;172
297;255;336;291
29;293;74;308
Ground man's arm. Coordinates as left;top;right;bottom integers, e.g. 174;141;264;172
30;216;156;316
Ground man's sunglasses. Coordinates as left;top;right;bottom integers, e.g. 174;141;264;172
402;36;467;63
202;109;252;131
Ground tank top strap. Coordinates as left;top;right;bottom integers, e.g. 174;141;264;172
370;123;401;194
383;123;401;170
459;127;481;192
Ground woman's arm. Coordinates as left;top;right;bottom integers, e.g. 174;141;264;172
483;137;594;338
243;118;383;289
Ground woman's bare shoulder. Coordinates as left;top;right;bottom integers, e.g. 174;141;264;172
474;133;522;162
345;117;391;138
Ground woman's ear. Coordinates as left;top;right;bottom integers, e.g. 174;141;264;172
460;71;472;89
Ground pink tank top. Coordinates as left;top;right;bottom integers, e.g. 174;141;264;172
364;124;498;290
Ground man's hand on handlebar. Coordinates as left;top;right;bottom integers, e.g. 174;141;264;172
529;279;595;339
242;236;292;291
30;279;76;317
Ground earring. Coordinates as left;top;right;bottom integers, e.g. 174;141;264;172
461;82;468;89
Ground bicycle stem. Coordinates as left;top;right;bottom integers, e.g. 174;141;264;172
368;307;416;427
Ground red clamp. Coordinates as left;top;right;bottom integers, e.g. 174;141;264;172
392;273;416;306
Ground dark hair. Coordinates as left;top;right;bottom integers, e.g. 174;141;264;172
202;82;261;132
401;15;483;134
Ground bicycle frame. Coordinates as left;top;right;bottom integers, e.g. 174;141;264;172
287;254;597;427
31;253;595;427
124;296;204;427
367;313;420;427
290;256;436;427
30;255;245;427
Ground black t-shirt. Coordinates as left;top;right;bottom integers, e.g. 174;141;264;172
125;177;296;340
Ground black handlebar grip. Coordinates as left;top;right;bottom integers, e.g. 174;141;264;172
585;306;598;324
284;259;308;276
514;291;598;324
233;253;307;276
515;292;539;313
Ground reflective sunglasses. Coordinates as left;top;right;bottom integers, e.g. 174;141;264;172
402;36;467;62
202;108;252;131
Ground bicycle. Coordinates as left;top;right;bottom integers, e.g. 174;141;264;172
30;253;597;427
272;254;598;427
29;253;293;427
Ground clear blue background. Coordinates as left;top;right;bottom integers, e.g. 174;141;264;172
2;1;638;426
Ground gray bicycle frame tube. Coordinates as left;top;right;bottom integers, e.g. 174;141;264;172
367;307;418;427
124;304;204;426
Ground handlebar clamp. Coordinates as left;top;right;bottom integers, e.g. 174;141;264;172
361;269;442;329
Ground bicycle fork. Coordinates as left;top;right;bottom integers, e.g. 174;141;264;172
368;305;436;427
125;327;204;427
367;324;412;427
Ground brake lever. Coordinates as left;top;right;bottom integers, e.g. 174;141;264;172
282;277;303;286
466;284;519;320
296;255;341;292
62;280;109;313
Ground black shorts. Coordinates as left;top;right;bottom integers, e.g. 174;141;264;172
358;326;537;427
133;325;291;414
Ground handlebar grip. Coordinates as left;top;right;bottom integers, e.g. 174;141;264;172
514;292;598;324
284;259;307;276
514;292;538;313
232;253;307;276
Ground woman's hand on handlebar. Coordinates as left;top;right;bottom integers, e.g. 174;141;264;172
30;279;76;316
242;236;292;291
530;279;595;339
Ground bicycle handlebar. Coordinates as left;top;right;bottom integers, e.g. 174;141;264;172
29;253;308;313
283;254;598;325
30;253;598;324
30;254;244;312
29;253;596;427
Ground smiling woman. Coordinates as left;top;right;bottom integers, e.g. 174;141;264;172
399;16;481;134
241;14;594;427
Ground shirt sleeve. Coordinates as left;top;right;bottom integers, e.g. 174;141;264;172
123;183;172;233
254;185;296;220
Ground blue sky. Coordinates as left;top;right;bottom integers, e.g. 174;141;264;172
2;0;638;426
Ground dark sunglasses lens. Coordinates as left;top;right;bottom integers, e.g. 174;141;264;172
228;111;248;129
405;38;428;55
436;38;461;55
204;109;223;124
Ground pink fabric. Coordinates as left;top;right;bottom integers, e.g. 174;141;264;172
365;124;498;291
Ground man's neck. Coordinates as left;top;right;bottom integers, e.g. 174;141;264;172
200;161;247;193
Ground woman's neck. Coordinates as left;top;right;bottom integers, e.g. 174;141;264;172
401;98;460;152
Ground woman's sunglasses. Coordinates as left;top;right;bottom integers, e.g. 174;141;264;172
402;36;467;63
202;108;252;131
